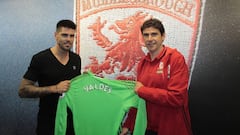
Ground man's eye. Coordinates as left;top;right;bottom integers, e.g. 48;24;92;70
61;34;74;38
151;33;158;36
61;34;68;37
143;34;149;37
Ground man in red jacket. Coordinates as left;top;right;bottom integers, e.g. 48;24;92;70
121;18;193;135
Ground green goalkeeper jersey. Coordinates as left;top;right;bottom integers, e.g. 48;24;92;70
55;71;146;135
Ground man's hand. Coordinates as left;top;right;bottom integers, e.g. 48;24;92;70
135;81;143;93
55;80;71;94
120;127;129;135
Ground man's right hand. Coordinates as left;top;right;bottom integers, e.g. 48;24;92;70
120;127;129;135
55;80;71;94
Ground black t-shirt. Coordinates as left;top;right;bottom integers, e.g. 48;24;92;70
23;48;81;134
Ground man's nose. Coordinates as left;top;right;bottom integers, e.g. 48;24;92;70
146;35;153;40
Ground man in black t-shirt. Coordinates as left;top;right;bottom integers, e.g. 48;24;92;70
18;19;81;135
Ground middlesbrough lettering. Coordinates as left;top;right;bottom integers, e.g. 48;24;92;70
81;0;195;18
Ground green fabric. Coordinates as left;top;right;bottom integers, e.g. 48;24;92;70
55;71;146;135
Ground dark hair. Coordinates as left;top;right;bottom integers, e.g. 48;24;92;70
56;19;76;31
141;18;165;36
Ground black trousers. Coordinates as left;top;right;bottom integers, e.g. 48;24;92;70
36;108;74;135
145;130;158;135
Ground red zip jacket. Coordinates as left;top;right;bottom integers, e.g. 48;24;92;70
123;46;192;135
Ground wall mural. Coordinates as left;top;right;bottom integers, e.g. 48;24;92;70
74;0;206;80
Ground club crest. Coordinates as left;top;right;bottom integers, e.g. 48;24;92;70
74;0;206;81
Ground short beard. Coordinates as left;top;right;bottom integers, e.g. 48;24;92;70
58;43;72;51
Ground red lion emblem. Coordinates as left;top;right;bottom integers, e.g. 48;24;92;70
85;11;151;80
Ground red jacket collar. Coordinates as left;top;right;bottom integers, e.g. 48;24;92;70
145;45;167;61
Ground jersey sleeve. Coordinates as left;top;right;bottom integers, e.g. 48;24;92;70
54;96;68;135
123;98;147;135
132;98;147;135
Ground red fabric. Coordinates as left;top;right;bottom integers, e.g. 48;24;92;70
123;46;192;135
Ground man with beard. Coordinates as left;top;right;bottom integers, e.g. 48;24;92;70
18;19;81;135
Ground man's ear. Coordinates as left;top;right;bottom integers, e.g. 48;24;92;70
162;33;166;41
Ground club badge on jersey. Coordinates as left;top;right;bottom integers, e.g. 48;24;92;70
156;62;164;74
156;62;171;79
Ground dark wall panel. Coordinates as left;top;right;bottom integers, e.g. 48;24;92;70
189;0;240;134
